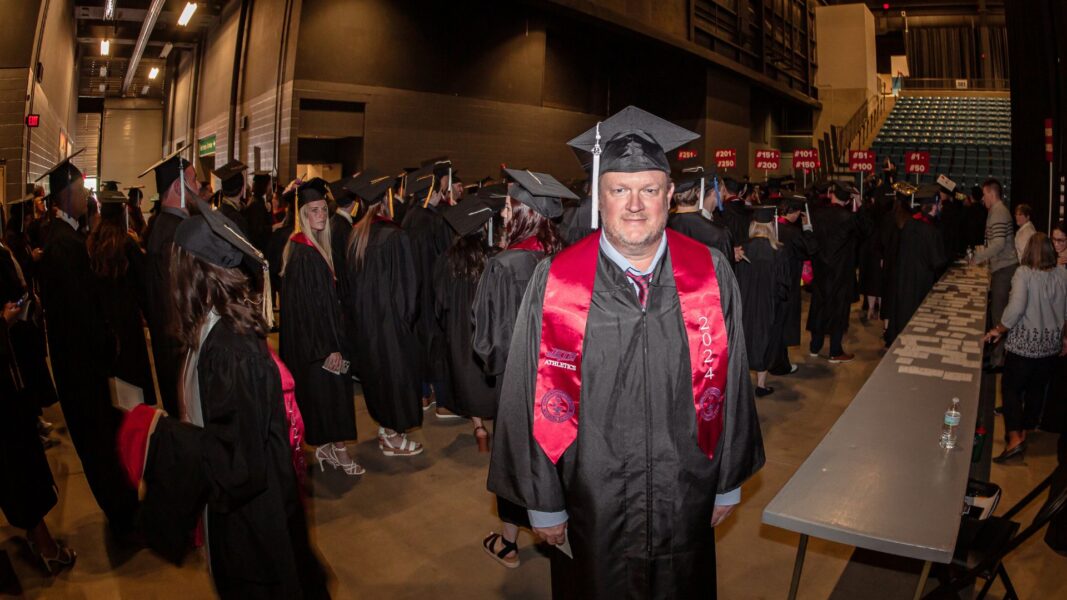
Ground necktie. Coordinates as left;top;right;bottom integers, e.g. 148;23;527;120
627;271;652;308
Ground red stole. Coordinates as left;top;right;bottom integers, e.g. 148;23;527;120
508;236;544;252
290;232;335;278
532;230;730;464
913;212;933;225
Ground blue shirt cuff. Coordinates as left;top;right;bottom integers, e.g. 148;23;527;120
715;488;741;506
528;509;569;528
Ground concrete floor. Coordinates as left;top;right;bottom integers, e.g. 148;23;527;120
2;299;1064;599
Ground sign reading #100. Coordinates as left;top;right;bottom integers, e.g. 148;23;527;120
714;149;737;169
754;149;780;170
905;151;930;174
792;148;819;171
849;150;876;172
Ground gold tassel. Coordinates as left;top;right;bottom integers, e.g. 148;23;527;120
262;265;274;329
423;176;435;208
388;188;394;219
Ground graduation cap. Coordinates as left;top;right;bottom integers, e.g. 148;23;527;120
138;145;194;209
5;194;34;232
406;165;437;206
747;204;779;237
936;174;957;194
477;183;507;201
503;168;577;219
213;160;248;196
568;106;699;228
442;198;502;239
35;149;86;199
676;166;709;211
831;181;858;202
328;177;358;206
354;174;396;206
912;183;942;209
97;189;130;227
124;185;145;203
296;177;330;208
100;180;121;192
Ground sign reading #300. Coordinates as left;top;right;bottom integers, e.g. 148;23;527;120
714;149;737;169
905;151;930;174
792;148;819;171
754;149;780;170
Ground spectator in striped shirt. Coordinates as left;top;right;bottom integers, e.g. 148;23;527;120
971;178;1016;368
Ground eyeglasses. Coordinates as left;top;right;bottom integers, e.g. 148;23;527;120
1053;236;1067;245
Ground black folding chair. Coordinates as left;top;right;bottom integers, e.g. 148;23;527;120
923;469;1067;599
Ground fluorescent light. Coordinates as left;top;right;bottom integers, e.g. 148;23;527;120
177;2;197;26
104;0;116;20
160;42;173;58
101;39;110;55
100;65;108;77
148;67;159;79
142;85;150;95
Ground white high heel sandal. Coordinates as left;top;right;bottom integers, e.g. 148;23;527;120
316;445;365;476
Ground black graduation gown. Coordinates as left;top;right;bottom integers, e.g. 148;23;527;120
857;202;884;297
144;208;188;416
0;241;56;408
487;244;764;600
0;302;57;531
328;212;353;304
344;221;423;432
735;238;791;372
667;210;734;262
560;197;594;246
878;216;904;323
279;242;356;445
137;322;329;599
220;200;251;239
432;252;499;419
806;205;866;337
243;195;273;253
267;218;294;297
777;220;818;347
884;217;948;344
722;200;752;248
401;204;455;403
471;248;544;380
39;219;139;532
938;198;966;259
94;236;158;406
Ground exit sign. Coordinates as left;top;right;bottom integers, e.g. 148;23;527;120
677;149;698;161
25;114;40;128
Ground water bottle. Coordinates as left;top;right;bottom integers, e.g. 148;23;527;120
940;397;961;449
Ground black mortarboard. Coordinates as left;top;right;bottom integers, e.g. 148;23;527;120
175;197;266;269
296;177;330;208
443;198;499;237
329;177;358;206
97;189;129;225
354;174;396;205
477;183;507;201
832;181;858;202
138;145;194;207
101;180;121;192
35;149;86;197
125;186;145;202
568;106;700;229
504;168;577;219
914;183;942;206
784;195;808;211
406;165;436;201
747;205;778;224
6;194;34;231
213;160;248;196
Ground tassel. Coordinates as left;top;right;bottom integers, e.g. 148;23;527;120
423;176;435;209
262;265;274;329
388;188;395;219
698;176;705;212
591;122;602;230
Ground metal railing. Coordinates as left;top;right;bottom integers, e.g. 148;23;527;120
837;88;889;158
900;78;1010;91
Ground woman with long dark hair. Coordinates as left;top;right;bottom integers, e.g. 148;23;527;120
87;190;157;405
472;169;573;568
280;178;358;475
433;198;502;451
344;175;425;457
116;198;329;598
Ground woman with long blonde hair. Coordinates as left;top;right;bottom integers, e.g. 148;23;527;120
735;206;791;396
279;178;359;474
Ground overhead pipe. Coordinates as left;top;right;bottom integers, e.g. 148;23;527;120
121;0;165;95
227;0;252;163
273;0;295;180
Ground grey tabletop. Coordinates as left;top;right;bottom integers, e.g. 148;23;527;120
762;262;990;564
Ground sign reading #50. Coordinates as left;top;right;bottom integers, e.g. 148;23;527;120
905;151;930;174
754;149;780;170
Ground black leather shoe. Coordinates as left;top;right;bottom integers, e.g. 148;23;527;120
755;386;775;397
993;443;1026;464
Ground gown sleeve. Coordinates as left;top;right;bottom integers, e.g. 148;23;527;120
281;247;345;362
711;249;766;493
471;258;521;376
486;259;568;513
391;230;419;326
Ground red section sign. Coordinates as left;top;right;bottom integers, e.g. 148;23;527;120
792;148;819;171
677;149;698;161
849;150;877;172
905;151;930;174
754;149;780;170
1046;118;1054;162
25;114;40;128
714;149;737;169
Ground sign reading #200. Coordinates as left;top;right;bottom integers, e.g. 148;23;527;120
754;149;780;170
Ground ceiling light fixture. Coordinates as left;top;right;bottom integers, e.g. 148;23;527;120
160;42;173;58
148;67;159;79
177;2;197;27
101;39;110;55
104;0;116;20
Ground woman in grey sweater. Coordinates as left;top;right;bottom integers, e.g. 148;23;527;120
984;233;1067;462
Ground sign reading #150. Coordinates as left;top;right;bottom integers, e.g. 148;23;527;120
849;150;876;172
792;148;819;171
754;149;780;170
905;151;930;174
714;149;737;169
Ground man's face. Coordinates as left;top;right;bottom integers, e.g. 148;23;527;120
66;181;88;218
981;185;999;209
599;170;672;255
1014;209;1029;227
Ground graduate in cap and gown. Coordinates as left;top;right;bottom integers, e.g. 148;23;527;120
487;106;764;599
884;184;948;345
667;170;733;260
141;146;197;417
473;168;571;568
327;174;361;296
769;196;819;375
267;183;298;308
279;177;360;475
88;189;158;407
244;171;274;253
213;160;251;237
432;195;503;451
115;196;329;599
343;174;425;456
37;152;141;536
735;205;791;396
720;176;752;254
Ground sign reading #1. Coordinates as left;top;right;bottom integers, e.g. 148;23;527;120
714;149;737;169
849;150;877;172
792;148;819;171
754;149;780;170
905;151;930;174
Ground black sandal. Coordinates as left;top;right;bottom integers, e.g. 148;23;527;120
482;532;519;568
